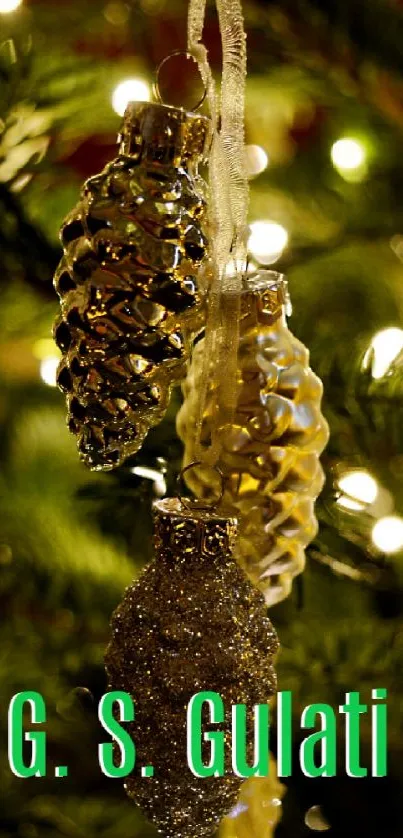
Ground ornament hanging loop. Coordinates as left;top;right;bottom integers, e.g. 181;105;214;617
154;50;207;111
177;461;225;510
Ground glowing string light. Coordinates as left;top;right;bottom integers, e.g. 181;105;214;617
338;470;378;506
372;516;403;554
131;466;167;497
112;78;151;117
336;496;366;512
364;327;403;380
331;137;366;172
244;145;269;178
0;0;22;13
40;357;60;387
248;220;289;265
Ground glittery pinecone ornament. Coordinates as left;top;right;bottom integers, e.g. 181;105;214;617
53;101;210;470
219;756;285;838
177;271;329;606
105;490;278;838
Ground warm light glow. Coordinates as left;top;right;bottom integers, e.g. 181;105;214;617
244;145;269;178
104;1;129;25
33;338;58;361
364;327;403;380
305;805;331;833
131;466;167;497
0;0;22;12
40;357;60;387
336;495;366;512
372;515;403;554
331;137;366;172
338;470;378;505
248;221;289;265
112;78;150;117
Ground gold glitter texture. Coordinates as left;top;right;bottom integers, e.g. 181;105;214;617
105;497;278;838
53;102;210;470
177;271;329;606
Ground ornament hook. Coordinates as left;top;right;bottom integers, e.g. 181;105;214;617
177;461;225;511
154;50;207;112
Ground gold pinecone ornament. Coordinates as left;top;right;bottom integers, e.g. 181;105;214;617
177;271;329;606
54;101;210;470
105;490;278;838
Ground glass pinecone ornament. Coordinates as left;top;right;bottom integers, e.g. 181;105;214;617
53;101;210;470
105;492;278;838
176;271;329;606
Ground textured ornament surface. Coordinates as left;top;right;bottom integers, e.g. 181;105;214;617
54;102;210;470
177;274;329;605
219;756;285;838
105;497;278;837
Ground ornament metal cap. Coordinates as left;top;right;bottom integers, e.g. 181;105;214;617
119;100;210;164
220;269;290;327
241;269;289;326
153;463;238;560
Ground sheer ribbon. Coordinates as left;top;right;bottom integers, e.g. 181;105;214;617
187;0;249;464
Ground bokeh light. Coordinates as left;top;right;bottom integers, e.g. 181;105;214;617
248;220;289;265
0;0;22;12
304;805;331;832
372;515;403;553
244;144;269;178
336;496;366;512
131;466;167;497
331;137;366;173
40;357;60;387
104;1;129;25
338;470;378;505
364;327;403;379
112;78;151;117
